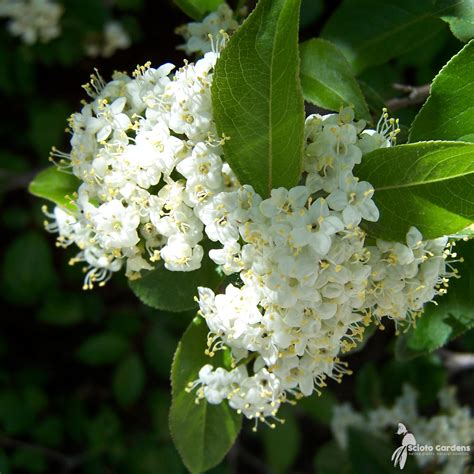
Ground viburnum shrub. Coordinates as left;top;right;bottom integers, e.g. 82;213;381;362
29;0;474;472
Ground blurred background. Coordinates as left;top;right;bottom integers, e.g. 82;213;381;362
0;0;472;472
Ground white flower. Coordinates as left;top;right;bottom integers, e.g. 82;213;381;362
160;235;203;271
92;199;140;248
0;0;63;44
326;172;379;226
331;384;474;473
45;49;231;288
290;198;344;255
176;3;238;56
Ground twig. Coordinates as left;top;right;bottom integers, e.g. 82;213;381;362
437;349;474;373
0;435;89;472
386;83;431;111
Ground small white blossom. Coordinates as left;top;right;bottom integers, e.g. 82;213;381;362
0;0;63;44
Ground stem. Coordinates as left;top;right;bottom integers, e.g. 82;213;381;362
386;83;430;111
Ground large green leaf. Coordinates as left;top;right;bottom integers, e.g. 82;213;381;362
129;244;222;312
396;238;474;360
212;0;305;197
174;0;223;21
410;41;474;142
169;317;242;473
356;141;474;241
321;0;448;74
300;39;370;121
29;166;79;211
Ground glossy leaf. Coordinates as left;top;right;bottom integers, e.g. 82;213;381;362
322;0;447;74
212;0;305;197
28;167;79;211
356;141;474;241
174;0;223;20
169;317;241;473
129;244;222;312
396;239;474;360
410;41;474;142
300;39;370;121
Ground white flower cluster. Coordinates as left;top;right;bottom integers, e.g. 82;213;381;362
366;229;452;327
39;4;456;427
176;2;238;56
45;51;237;289
191;109;454;427
0;0;63;44
85;21;131;59
331;384;474;474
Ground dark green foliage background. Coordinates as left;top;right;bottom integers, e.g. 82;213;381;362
0;1;473;473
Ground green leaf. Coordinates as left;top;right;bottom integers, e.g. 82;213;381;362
86;408;121;449
321;0;447;74
356;141;474;241
0;391;35;435
212;0;305;197
300;39;370;121
37;291;84;326
441;2;474;42
29;167;80;211
32;417;64;447
174;0;223;20
76;333;129;366
1;232;56;306
113;354;146;407
396;238;474;360
262;407;300;473
169;317;242;473
381;355;446;406
129;243;222;312
358;80;386;116
410;41;474;142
